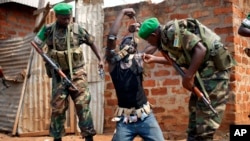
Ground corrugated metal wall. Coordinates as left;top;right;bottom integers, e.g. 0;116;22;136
75;0;105;134
0;33;34;132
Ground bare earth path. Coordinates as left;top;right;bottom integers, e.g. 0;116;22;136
0;133;143;141
0;132;229;141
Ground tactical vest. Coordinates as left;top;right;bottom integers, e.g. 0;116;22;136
45;23;85;71
161;18;236;71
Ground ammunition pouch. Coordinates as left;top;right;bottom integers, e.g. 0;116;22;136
48;47;84;71
209;41;235;71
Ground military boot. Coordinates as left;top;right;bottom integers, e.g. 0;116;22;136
85;135;93;141
54;138;62;141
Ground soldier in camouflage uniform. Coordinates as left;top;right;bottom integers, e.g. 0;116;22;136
137;18;236;141
33;3;103;141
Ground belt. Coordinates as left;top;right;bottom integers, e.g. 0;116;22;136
112;102;152;123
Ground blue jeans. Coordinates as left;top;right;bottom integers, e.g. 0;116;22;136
112;112;165;141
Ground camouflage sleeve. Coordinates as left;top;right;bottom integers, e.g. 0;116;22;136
34;25;47;47
78;26;95;46
181;30;201;51
33;24;54;48
242;13;250;28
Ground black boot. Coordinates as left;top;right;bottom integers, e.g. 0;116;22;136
54;138;62;141
85;135;93;141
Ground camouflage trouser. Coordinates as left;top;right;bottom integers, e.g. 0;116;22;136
187;77;229;141
49;67;96;139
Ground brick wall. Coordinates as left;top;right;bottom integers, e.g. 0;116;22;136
103;0;250;139
0;3;36;39
233;0;250;124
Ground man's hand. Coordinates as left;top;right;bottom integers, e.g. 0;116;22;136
182;72;195;91
98;60;104;79
128;22;141;33
142;54;155;64
122;8;136;18
98;60;104;69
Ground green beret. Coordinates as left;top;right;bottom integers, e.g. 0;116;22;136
53;3;72;15
138;17;160;39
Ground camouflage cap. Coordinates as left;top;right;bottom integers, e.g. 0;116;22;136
138;17;160;39
53;3;72;15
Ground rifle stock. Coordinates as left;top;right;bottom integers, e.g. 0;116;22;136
161;52;218;116
31;41;78;91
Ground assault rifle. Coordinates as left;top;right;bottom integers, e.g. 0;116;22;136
161;52;218;116
0;66;10;88
31;41;78;91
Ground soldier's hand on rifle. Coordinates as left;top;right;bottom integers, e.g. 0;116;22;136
182;71;195;91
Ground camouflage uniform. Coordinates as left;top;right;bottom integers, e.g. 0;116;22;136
34;22;96;139
160;19;234;141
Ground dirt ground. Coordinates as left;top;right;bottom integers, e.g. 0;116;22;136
0;132;229;141
0;132;145;141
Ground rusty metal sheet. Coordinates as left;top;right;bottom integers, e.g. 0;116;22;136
0;33;34;132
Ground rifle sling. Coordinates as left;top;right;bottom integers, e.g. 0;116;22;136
67;26;73;80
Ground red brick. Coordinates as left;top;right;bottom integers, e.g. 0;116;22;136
106;82;114;89
203;0;220;7
151;87;167;95
104;107;114;116
143;88;149;96
201;17;220;26
143;80;156;87
159;96;176;105
171;87;189;95
214;26;233;35
106;99;117;106
162;78;180;86
192;10;210;19
152;106;165;113
147;97;156;105
104;90;112;97
154;69;171;77
170;14;189;20
181;3;197;10
214;7;233;15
